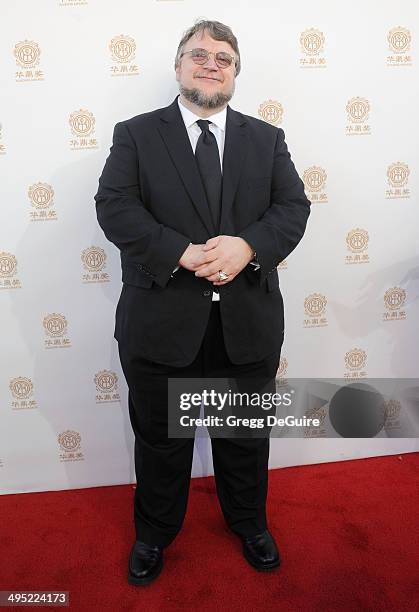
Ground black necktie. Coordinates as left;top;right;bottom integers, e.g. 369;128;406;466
195;119;222;233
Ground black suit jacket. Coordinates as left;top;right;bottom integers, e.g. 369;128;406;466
95;96;310;367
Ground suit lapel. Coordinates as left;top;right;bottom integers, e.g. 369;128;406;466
220;106;248;232
157;97;216;236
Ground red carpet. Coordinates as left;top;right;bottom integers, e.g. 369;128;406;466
1;453;418;611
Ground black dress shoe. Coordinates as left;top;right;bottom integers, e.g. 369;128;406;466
241;529;281;571
128;540;163;586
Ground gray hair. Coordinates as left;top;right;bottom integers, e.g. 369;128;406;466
174;19;241;76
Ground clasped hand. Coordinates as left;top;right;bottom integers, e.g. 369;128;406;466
178;235;254;286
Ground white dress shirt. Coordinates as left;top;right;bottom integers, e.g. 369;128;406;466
172;97;259;301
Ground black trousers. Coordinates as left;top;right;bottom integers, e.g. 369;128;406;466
118;301;281;548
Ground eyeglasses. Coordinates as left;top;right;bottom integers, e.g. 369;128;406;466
180;48;236;69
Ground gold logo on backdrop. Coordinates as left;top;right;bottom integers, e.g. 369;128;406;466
94;370;120;403
69;109;98;150
384;287;406;310
14;40;44;81
386;162;410;199
28;182;57;221
300;28;325;55
58;430;81;452
9;377;33;399
387;162;410;187
82;246;106;271
383;287;407;321
346;97;370;122
0;252;21;290
344;348;367;378
303;166;326;191
43;313;67;337
388;27;411;53
110;35;136;63
346;97;371;135
43;314;71;348
346;96;370;123
299;28;327;68
258;100;283;126
69;109;95;137
58;430;84;462
28;183;54;209
345;228;369;264
81;246;109;283
346;228;369;252
304;293;327;327
0;252;17;277
95;370;118;392
14;40;40;68
109;35;139;76
9;376;37;410
387;27;412;66
0;123;6;155
303;166;328;202
304;293;327;316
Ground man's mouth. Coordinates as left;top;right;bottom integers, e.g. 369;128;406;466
195;76;222;82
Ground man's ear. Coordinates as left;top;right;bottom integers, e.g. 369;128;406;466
175;66;180;82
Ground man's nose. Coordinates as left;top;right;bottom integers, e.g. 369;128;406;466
204;53;219;70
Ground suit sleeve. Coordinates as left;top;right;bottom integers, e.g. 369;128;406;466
238;127;311;285
94;121;191;287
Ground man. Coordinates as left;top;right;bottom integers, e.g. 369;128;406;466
95;19;310;586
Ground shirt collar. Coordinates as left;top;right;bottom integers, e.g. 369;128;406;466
177;96;226;132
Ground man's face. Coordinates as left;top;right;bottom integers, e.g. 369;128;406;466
175;30;237;110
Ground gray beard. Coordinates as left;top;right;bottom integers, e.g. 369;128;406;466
179;83;234;110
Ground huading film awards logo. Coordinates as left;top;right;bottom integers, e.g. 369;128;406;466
387;26;412;67
383;287;407;322
386;162;410;199
0;123;6;155
109;35;139;77
13;40;44;82
344;348;367;379
9;376;37;411
303;293;328;328
299;28;326;68
0;252;21;290
94;370;120;404
69;109;98;150
43;313;71;349
58;430;84;462
81;247;109;283
28;183;57;222
304;405;327;438
258;100;283;126
384;400;401;432
303;166;328;203
345;97;371;136
345;228;369;265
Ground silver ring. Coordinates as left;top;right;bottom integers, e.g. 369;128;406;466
218;270;229;281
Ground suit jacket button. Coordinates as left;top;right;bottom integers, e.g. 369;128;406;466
203;290;211;297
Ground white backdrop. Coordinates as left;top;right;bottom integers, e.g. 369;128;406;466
1;0;418;495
